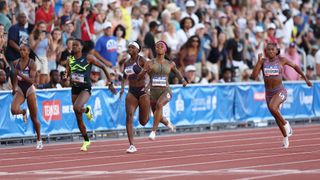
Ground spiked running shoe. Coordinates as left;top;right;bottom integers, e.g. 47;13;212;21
126;145;137;153
85;105;94;121
283;136;289;149
284;121;293;137
148;131;156;141
166;120;176;132
36;141;43;150
80;141;91;152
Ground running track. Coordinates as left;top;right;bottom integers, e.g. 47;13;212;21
0;125;319;180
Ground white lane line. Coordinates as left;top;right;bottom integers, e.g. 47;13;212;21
1;125;318;155
1;134;320;169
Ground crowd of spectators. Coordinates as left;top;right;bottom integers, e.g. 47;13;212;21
0;0;320;91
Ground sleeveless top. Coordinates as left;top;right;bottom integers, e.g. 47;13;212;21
124;56;143;81
262;56;283;80
149;59;171;88
69;55;92;87
15;59;32;89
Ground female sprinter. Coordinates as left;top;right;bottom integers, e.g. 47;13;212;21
11;43;43;150
120;41;149;153
65;39;116;151
143;41;187;140
251;42;312;148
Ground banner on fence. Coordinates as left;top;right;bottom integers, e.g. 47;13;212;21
0;81;318;138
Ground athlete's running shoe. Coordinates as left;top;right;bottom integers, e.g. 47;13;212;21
85;105;94;121
148;131;156;141
80;141;91;152
283;136;289;149
36;141;43;150
166;120;176;132
284;120;293;137
126;145;137;153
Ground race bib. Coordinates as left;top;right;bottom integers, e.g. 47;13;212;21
264;65;280;76
124;66;134;75
152;76;167;87
71;73;85;83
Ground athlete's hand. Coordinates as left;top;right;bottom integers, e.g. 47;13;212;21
306;79;312;87
119;88;124;98
258;53;264;63
182;79;187;87
108;84;116;95
12;89;16;96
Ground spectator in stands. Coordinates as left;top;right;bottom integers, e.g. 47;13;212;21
0;68;11;90
79;0;97;54
208;30;227;82
251;43;312;149
29;21;53;84
130;5;143;42
315;48;320;78
93;22;117;68
5;12;31;63
227;27;248;82
93;10;107;42
58;38;73;72
11;43;43;149
177;35;201;72
35;0;54;32
0;0;11;33
181;0;199;24
70;0;81;39
176;17;195;50
64;39;116;152
184;64;197;83
114;24;128;57
61;18;75;46
163;21;179;57
265;23;278;44
311;14;320;40
47;28;63;72
283;42;302;81
90;65;105;86
144;21;160;58
119;0;132;40
219;67;233;83
37;69;62;89
306;65;317;80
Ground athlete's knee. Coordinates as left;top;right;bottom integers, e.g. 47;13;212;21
73;105;82;114
139;117;149;126
268;105;278;114
155;102;164;109
11;106;19;115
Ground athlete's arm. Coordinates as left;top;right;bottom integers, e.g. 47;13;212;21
92;50;113;67
137;60;151;80
16;60;37;85
88;55;117;94
281;57;312;87
120;62;127;98
11;60;18;95
251;53;264;80
171;61;187;87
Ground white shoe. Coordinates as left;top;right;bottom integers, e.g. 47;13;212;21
126;145;137;153
284;121;293;137
283;137;289;149
36;141;43;150
148;131;156;141
167;120;176;132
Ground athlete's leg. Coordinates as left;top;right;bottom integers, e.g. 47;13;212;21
151;92;171;132
138;94;150;126
72;91;91;141
26;93;41;141
268;92;287;137
11;91;26;116
126;92;139;146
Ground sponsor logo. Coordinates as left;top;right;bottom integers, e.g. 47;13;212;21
42;100;61;121
253;92;265;101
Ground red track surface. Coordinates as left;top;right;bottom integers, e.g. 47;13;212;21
0;125;319;180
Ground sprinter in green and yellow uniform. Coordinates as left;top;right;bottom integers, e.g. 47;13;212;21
65;39;116;151
142;41;187;140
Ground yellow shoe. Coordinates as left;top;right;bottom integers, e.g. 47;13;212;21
85;105;94;121
80;141;91;152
